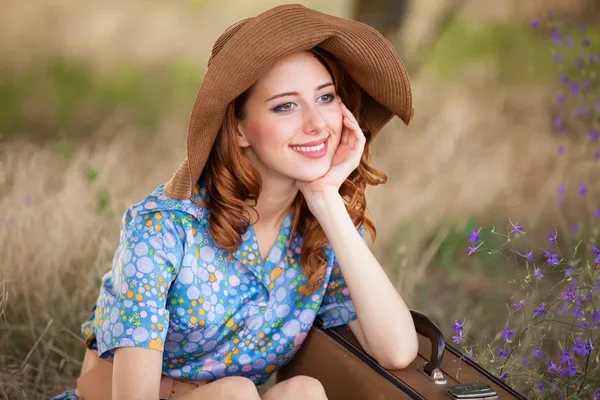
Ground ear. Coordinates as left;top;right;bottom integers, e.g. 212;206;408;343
236;122;251;148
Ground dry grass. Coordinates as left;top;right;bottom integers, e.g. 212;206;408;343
0;117;188;398
1;0;599;398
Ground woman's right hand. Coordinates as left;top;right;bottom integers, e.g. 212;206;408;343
113;347;164;400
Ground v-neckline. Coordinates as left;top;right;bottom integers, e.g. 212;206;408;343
249;212;293;263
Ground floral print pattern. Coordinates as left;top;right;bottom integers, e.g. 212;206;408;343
77;178;358;386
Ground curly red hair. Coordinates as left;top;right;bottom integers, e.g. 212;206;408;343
198;48;387;293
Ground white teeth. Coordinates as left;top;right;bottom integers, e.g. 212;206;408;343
291;142;325;152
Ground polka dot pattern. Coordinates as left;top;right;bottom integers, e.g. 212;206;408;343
80;178;359;387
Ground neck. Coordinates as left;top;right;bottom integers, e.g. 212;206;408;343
247;176;298;230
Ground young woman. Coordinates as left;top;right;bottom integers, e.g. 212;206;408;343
52;4;418;400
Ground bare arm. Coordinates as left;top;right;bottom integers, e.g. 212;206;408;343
312;191;419;369
113;347;163;400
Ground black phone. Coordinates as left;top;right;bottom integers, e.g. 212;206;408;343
446;382;499;399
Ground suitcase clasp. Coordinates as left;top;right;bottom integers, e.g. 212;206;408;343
417;363;447;385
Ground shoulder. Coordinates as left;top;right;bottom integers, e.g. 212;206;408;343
129;183;208;219
119;182;211;242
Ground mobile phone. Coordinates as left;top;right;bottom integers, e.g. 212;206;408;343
446;382;498;399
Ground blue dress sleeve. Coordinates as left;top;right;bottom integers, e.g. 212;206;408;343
317;227;367;329
86;209;184;358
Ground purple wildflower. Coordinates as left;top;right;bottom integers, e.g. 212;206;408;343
467;228;481;243
496;348;510;357
465;347;477;360
593;389;600;400
513;300;525;310
594;207;600;218
560;349;571;364
561;354;577;377
531;18;539;28
534;303;547;317
468;244;481;256
573;337;591;356
509;220;523;235
557;92;566;102
570;82;579;94
499;372;508;382
565;267;575;278
549;231;557;246
452;320;464;332
554;116;563;129
583;37;591;47
452;330;464;344
533;268;543;281
592;53;599;63
501;325;514;342
557;145;565;155
554;54;563;63
561;286;577;302
532;347;543;358
561;362;577;377
596;151;600;160
551;29;561;43
571;223;579;233
579;183;587;196
517;250;533;262
537;382;544;392
559;74;569;84
590;128;599;141
547;359;560;372
545;251;560;267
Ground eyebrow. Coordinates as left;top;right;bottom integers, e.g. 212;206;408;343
266;82;334;102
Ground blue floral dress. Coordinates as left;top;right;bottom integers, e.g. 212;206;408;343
51;177;360;399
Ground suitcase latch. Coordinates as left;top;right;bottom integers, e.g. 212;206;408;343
417;362;447;385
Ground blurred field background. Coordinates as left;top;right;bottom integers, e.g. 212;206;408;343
1;0;600;398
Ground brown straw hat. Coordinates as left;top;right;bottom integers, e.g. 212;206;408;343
164;3;414;199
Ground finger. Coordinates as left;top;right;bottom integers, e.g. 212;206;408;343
344;117;362;141
341;103;359;124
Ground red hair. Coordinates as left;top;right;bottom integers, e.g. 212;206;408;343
199;48;387;292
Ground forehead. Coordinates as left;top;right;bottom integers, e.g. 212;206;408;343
253;51;332;93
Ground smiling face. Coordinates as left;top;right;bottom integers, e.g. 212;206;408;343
236;50;344;184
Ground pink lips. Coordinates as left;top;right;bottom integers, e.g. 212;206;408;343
289;136;329;159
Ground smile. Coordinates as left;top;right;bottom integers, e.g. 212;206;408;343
289;137;328;159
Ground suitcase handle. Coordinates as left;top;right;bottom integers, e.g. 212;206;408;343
410;310;447;384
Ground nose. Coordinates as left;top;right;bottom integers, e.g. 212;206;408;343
302;105;327;135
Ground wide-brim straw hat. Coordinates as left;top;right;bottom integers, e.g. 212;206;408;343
164;3;414;199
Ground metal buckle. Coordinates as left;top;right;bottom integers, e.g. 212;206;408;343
417;364;448;385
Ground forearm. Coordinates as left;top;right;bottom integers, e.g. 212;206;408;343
314;190;418;368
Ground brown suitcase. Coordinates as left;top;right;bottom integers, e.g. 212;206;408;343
278;310;526;399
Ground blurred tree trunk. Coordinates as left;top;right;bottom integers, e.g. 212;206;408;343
352;0;409;38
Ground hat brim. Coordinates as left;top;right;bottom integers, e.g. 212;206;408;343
165;4;413;199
